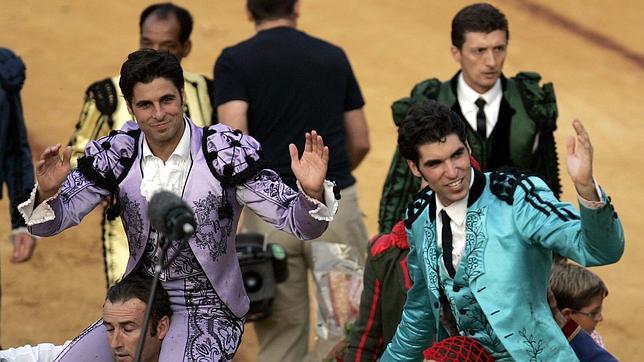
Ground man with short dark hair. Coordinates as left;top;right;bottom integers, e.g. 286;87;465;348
101;273;172;362
379;3;561;234
380;99;624;360
68;2;214;287
213;1;370;360
20;48;336;361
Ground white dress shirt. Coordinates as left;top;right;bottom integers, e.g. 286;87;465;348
457;73;502;138
139;118;192;201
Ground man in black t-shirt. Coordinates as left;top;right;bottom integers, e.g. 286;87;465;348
213;1;370;360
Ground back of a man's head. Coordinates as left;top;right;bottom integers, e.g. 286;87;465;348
139;2;194;44
398;100;467;165
119;48;184;105
451;3;509;49
247;0;297;24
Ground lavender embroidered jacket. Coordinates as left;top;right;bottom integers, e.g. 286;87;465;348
27;120;331;318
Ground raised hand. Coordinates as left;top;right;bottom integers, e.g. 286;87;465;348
36;144;72;202
566;119;599;201
289;130;329;201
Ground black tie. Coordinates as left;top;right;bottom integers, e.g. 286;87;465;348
440;210;456;278
475;97;487;140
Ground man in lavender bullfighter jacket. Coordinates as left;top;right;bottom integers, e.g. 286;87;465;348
19;49;338;362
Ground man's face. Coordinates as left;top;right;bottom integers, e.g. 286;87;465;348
127;77;185;157
451;30;507;94
140;14;191;61
103;298;168;362
566;294;604;334
407;134;472;207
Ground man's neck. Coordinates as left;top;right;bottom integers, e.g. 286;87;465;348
255;18;296;32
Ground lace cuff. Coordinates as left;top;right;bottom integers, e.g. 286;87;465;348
577;179;605;209
296;180;339;222
17;184;58;226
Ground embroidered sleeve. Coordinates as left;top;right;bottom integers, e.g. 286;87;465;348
512;175;624;266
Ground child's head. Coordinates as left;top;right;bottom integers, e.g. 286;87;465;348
549;262;608;333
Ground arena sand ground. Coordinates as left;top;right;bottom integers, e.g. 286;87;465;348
0;0;642;360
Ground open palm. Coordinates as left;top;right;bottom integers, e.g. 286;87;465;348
290;131;329;201
36;144;72;200
566;119;598;201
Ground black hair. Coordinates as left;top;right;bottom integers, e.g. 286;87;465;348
106;272;173;336
246;0;297;24
119;48;184;104
451;3;509;49
397;100;467;164
140;2;193;44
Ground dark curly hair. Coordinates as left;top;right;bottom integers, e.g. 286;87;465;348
106;272;173;337
398;100;467;165
451;3;509;49
119;48;184;104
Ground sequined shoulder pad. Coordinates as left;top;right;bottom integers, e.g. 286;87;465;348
404;186;434;229
202;124;263;187
76;123;140;193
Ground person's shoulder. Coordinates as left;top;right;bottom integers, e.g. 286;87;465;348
369;221;410;257
202;124;263;187
183;71;211;84
404;186;434;229
77;121;141;192
489;169;552;205
0;48;26;92
82;75;120;114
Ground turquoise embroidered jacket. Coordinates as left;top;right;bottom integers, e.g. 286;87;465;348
381;170;624;361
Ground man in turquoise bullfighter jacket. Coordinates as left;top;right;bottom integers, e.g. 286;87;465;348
380;100;624;361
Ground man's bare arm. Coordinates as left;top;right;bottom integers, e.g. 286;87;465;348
343;108;370;170
217;100;250;134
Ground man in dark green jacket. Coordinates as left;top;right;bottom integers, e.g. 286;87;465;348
379;3;560;233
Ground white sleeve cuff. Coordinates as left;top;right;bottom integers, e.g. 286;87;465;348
577;179;605;209
8;227;39;241
297;180;339;222
18;184;58;226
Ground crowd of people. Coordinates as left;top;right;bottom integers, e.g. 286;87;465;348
0;1;625;361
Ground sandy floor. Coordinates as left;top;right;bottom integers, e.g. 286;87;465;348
0;0;642;360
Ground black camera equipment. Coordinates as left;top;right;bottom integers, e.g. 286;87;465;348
236;232;288;321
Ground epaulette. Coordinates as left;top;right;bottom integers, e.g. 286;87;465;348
202;124;263;219
514;72;557;133
391;78;442;126
369;220;409;257
202;124;263;188
86;78;118;118
77;127;140;220
489;169;526;206
513;72;562;197
404;185;433;229
491;169;579;222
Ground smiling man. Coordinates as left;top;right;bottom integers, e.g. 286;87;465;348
379;3;561;234
68;3;214;288
20;49;336;361
379;100;624;361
